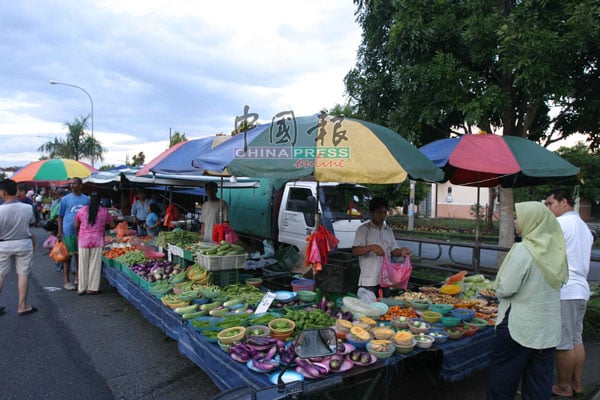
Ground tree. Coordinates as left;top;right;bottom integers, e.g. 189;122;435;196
129;152;145;167
38;115;104;163
347;0;600;248
169;131;187;147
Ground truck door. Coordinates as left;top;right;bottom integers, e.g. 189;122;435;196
278;186;316;252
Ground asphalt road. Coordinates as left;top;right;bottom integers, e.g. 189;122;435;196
1;227;598;400
398;238;600;281
0;227;220;400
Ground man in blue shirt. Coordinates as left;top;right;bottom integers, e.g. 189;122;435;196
57;178;89;291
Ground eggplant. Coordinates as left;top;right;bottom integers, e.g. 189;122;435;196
360;352;372;365
246;336;277;347
312;363;328;375
252;355;278;372
329;359;341;371
263;344;278;362
350;350;362;362
318;297;327;311
297;359;322;378
230;352;250;363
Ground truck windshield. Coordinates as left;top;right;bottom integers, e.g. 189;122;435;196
320;185;372;221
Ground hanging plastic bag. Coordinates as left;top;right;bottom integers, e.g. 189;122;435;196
115;221;130;238
49;241;69;263
380;256;412;290
43;234;58;250
212;223;239;244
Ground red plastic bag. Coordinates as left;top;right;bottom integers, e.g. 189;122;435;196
212;223;239;244
49;241;69;262
380;256;412;290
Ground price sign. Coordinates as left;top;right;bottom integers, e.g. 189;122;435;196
255;291;276;314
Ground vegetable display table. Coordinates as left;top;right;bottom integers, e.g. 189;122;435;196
102;261;494;393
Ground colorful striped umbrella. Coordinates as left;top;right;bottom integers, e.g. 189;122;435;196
419;133;580;187
11;158;96;182
192;114;444;184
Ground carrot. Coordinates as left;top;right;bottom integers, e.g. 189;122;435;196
380;306;418;321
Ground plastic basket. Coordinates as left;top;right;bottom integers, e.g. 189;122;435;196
316;262;360;294
211;269;240;287
291;279;315;292
196;253;248;271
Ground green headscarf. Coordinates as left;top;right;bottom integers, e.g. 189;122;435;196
515;201;568;290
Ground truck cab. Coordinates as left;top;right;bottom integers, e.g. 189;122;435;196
278;182;372;254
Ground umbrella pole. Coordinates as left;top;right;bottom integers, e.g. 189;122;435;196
219;177;224;223
473;186;481;274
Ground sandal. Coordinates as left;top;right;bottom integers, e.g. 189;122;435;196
552;384;573;398
86;290;101;295
63;283;76;291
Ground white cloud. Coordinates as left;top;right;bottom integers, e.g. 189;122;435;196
0;0;361;167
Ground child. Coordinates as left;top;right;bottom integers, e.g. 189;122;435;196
145;202;162;238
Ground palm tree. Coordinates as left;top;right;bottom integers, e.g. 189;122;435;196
38;115;103;163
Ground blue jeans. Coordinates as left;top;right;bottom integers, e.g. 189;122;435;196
487;311;555;400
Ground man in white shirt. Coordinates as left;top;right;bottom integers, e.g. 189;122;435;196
200;182;229;242
545;188;594;397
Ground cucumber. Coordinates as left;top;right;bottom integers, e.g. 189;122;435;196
217;243;231;251
209;307;230;317
182;310;209;320
174;304;198;315
205;247;219;255
200;300;223;311
223;298;243;307
234;303;248;314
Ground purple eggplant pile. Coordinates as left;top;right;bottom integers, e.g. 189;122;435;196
229;336;289;372
130;260;182;282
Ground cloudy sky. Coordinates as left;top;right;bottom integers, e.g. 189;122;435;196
0;0;362;168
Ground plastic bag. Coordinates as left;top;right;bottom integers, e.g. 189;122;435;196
49;241;68;262
43;235;58;250
115;221;130;238
212;223;239;244
357;288;377;304
380;256;412;290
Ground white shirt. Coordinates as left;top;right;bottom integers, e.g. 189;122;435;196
352;220;398;287
557;211;593;300
0;201;35;252
200;199;229;242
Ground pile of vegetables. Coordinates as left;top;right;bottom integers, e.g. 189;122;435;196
130;260;184;282
155;230;202;249
280;308;337;333
457;274;495;300
115;250;148;266
198;241;246;256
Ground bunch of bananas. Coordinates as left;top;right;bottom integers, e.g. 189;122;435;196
160;294;191;310
186;263;211;285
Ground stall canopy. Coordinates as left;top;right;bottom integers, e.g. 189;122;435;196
136;136;230;176
191;113;444;184
84;165;259;189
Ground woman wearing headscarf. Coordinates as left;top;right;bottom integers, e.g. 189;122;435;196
75;192;115;295
487;202;568;400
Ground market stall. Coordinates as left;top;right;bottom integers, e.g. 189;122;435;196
101;236;497;395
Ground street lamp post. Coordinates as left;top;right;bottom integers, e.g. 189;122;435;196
49;81;95;167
